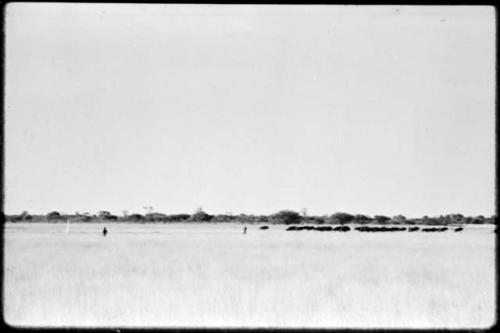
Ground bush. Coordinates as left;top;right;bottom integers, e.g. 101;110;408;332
271;210;302;224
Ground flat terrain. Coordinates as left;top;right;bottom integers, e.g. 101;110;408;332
3;222;496;328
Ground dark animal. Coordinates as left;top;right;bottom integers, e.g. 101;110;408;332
243;227;247;234
102;227;107;237
260;226;269;230
454;227;463;232
315;226;333;232
333;226;350;232
421;227;448;232
286;226;298;231
408;227;420;232
355;226;405;232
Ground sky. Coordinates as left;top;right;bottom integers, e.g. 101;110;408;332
4;4;496;218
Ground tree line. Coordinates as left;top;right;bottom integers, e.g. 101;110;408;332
4;209;496;225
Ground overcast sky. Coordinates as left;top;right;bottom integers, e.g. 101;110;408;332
4;4;495;217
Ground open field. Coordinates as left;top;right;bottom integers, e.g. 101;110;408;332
3;222;496;328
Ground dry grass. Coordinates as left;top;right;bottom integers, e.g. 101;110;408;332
3;222;496;328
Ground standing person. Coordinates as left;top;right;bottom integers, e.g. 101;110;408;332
243;226;247;234
102;227;107;237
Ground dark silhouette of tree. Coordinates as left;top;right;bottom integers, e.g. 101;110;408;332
127;214;144;222
271;210;302;224
354;214;372;224
165;214;190;222
374;215;390;224
327;212;355;224
47;211;62;221
145;213;168;222
190;209;213;222
98;211;111;218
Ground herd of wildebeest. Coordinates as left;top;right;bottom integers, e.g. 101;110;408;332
258;225;465;232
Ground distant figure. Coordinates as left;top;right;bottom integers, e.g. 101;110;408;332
102;227;107;237
243;227;247;234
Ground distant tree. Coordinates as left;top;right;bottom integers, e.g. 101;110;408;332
391;215;406;224
471;216;485;224
127;213;144;222
463;216;473;224
190;210;214;222
98;211;111;218
46;211;62;221
405;218;417;225
165;214;190;222
74;214;92;222
10;211;32;222
424;217;442;225
327;212;355;224
257;215;269;222
271;210;302;224
145;213;168;222
20;211;32;221
374;215;390;224
354;214;372;224
212;214;238;222
309;216;326;224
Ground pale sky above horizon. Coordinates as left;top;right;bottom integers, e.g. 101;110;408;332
4;4;496;217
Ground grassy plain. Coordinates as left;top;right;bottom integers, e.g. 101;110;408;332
3;222;496;328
